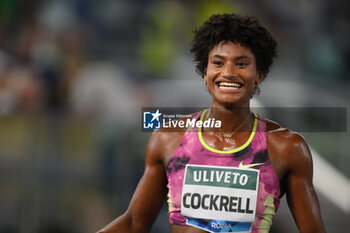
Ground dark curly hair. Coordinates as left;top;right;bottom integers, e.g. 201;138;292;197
190;14;277;82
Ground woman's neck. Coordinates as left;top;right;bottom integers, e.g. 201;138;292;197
205;104;253;133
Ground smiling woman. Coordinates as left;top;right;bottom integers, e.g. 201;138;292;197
97;14;326;233
204;41;259;108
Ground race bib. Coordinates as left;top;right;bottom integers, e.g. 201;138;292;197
181;164;260;233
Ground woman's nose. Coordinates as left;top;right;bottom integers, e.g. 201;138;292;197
222;63;236;79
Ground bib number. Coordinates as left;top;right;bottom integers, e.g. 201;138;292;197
181;164;260;232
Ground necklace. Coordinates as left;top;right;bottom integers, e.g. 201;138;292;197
222;114;251;141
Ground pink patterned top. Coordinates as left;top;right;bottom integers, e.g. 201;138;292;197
165;110;280;232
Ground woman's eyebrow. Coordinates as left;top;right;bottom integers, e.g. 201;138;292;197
235;55;253;60
211;54;253;60
211;54;225;59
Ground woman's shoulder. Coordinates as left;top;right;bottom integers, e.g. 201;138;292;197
265;118;306;143
146;115;195;165
265;118;312;167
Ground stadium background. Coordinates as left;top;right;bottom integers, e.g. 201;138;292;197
0;0;349;232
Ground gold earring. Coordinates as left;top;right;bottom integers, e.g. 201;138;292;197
254;82;261;95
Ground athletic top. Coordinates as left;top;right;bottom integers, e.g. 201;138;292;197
165;110;280;233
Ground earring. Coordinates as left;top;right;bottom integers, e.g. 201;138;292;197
203;79;207;86
254;82;260;95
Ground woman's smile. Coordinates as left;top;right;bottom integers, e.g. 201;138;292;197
216;81;243;92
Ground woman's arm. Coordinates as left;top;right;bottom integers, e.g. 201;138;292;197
97;131;169;233
284;133;326;233
267;121;326;233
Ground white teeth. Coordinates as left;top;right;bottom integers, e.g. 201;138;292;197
218;82;242;87
219;86;240;90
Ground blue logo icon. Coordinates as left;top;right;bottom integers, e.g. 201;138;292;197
143;109;162;129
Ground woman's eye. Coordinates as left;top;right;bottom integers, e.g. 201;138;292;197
237;62;248;67
212;61;223;66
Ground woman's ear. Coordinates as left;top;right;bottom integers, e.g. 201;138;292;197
203;68;208;84
256;71;264;85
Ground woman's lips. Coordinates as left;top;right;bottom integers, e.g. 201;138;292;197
216;81;243;92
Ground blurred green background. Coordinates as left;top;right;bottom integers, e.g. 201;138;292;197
0;0;349;232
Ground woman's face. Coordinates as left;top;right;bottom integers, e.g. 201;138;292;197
204;41;261;108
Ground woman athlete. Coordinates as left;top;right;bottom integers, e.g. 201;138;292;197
98;14;326;233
